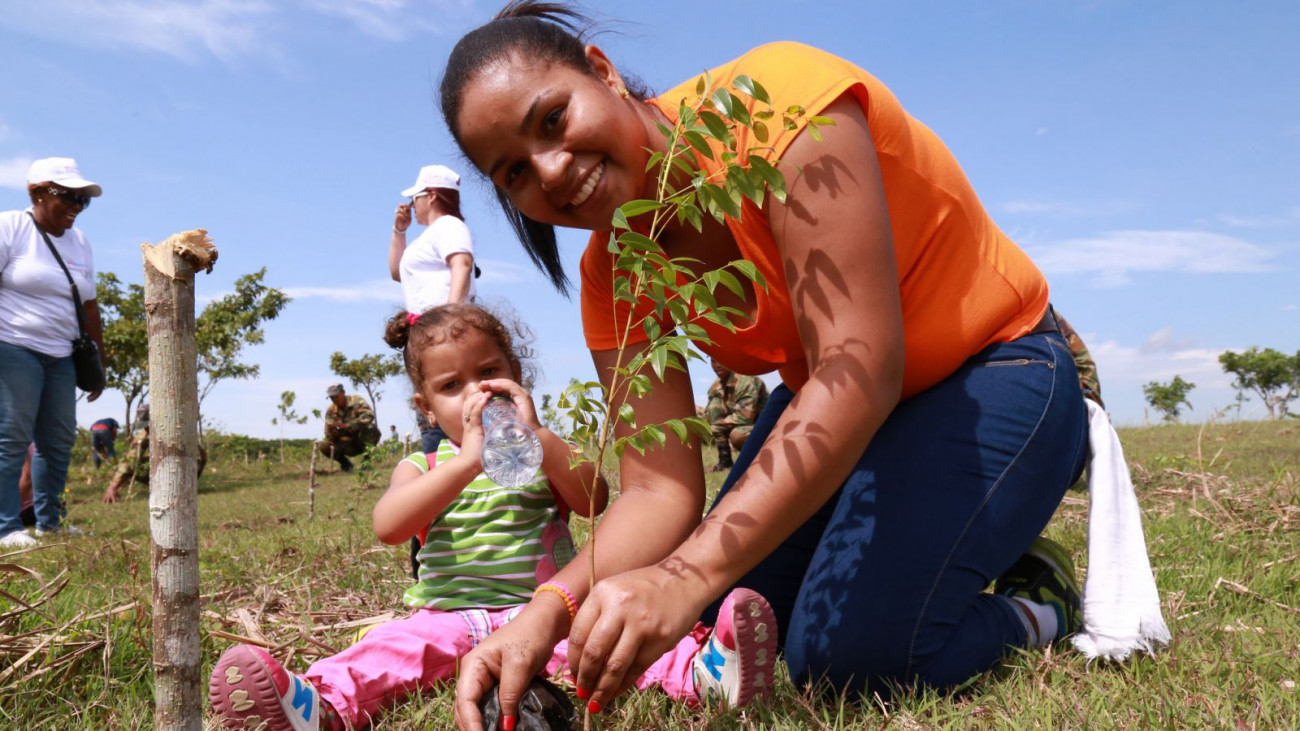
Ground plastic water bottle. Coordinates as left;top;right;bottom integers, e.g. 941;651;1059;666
480;395;544;487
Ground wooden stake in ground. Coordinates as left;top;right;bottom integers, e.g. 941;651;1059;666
142;230;217;731
308;446;318;520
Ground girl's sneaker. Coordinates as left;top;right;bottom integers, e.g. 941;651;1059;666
210;644;323;731
691;588;779;710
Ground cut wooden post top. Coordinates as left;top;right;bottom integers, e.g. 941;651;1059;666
140;229;218;278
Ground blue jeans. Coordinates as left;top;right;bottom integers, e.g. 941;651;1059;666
0;341;78;534
706;332;1088;695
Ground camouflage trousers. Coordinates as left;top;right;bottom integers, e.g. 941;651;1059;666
711;424;756;469
109;446;208;490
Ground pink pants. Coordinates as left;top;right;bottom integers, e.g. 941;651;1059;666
306;605;701;727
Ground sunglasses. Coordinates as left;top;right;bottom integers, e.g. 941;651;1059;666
45;187;93;210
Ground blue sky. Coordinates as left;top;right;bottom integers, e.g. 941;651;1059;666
1;0;1296;439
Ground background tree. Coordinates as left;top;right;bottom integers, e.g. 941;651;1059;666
1218;347;1300;420
270;390;311;462
96;272;149;431
195;267;290;407
329;351;402;424
1143;376;1196;423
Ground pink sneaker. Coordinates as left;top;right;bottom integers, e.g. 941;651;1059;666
209;644;322;730
691;588;779;709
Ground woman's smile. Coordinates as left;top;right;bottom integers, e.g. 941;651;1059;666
569;159;604;208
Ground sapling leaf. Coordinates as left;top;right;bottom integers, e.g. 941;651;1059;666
665;418;689;443
683;130;714;160
698;110;732;143
617;403;636;427
620;199;665;219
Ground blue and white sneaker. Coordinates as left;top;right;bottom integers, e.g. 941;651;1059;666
210;644;322;730
692;588;779;709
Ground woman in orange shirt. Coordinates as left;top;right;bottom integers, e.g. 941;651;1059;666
441;2;1088;727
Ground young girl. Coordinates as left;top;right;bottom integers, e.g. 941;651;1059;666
209;304;777;730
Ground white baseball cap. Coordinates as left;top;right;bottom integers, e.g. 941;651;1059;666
27;157;102;197
400;164;460;197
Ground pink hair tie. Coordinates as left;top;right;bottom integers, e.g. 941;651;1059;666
407;312;420;325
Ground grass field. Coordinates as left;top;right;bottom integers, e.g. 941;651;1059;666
1;420;1296;729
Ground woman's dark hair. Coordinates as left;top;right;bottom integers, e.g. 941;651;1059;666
439;0;648;296
384;304;535;391
430;186;464;221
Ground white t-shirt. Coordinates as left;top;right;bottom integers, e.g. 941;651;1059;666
0;208;96;358
399;215;475;315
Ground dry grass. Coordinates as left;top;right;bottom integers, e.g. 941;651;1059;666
1;421;1297;728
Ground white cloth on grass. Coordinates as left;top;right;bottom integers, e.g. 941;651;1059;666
1072;398;1172;661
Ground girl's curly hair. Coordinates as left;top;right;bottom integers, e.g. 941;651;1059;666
384;303;535;391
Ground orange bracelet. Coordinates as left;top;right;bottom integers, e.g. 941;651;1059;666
534;581;578;623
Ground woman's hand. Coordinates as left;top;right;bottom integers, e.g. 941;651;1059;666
568;567;705;712
393;202;412;233
454;597;571;731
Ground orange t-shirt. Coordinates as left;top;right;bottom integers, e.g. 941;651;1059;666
580;42;1048;399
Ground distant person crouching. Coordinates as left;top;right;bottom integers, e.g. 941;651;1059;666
90;417;120;468
316;384;381;472
102;403;207;503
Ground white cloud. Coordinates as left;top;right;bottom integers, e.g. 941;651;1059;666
999;199;1133;217
281;279;403;304
301;0;430;41
1216;207;1300;228
1091;334;1251;424
1035;127;1048;137
0;156;34;190
1282;304;1298;312
0;0;276;64
1026;230;1276;288
1139;326;1196;355
0;0;478;63
475;258;537;285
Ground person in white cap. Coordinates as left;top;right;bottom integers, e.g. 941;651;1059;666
0;157;107;547
389;164;477;314
388;164;479;460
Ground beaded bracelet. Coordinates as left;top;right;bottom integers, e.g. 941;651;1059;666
534;581;578;623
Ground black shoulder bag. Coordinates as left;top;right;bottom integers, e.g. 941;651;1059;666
25;212;107;393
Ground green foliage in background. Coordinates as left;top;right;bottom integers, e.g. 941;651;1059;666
329;351;403;424
270;390;311;463
1144;375;1197;423
98;268;290;431
195;267;291;406
96;272;149;431
1219;346;1300;420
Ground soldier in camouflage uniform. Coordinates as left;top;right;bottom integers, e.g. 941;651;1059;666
1053;309;1104;408
102;403;208;503
705;358;770;472
316;384;381;472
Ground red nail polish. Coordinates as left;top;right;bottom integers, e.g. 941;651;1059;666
574;686;590;700
502;714;516;731
587;700;603;714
